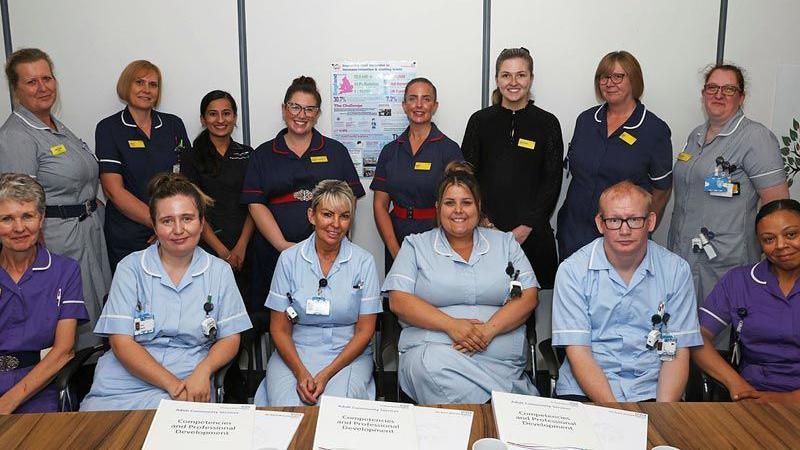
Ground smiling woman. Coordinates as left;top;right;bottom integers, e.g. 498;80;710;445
0;48;110;352
254;180;381;406
95;60;190;273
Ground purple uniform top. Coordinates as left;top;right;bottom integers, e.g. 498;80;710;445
700;260;800;392
0;244;89;413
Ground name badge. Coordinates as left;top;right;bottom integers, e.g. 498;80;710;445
704;175;729;193
134;312;155;336
658;333;677;361
306;296;330;316
517;138;536;150
676;152;692;162
50;144;67;156
310;155;329;163
414;161;432;171
619;132;637;145
128;140;145;149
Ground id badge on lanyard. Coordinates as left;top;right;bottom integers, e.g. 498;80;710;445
134;312;155;335
306;295;331;316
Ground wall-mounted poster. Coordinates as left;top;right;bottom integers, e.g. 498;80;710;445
331;61;417;177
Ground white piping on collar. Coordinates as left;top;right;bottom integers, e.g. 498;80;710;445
592;104;646;130
587;239;600;268
140;247;211;277
121;110;163;129
433;229;490;257
433;231;451;257
191;252;211;276
301;237;353;265
477;230;490;255
717;114;745;137
14;111;49;130
31;248;52;271
750;260;767;285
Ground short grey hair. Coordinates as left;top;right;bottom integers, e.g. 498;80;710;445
0;173;45;215
310;179;356;216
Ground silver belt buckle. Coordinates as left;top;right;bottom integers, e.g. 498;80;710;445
293;189;313;201
0;355;20;371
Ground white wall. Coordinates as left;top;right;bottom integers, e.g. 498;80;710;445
246;0;484;276
0;15;10;120
8;0;242;148
491;0;719;246
724;0;800;196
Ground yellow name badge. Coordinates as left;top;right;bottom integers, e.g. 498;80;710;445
414;162;432;171
619;132;637;145
128;140;145;149
49;144;67;156
310;155;329;163
517;138;536;150
677;152;693;162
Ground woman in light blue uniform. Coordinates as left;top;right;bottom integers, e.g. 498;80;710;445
255;180;381;406
384;162;540;404
81;173;251;411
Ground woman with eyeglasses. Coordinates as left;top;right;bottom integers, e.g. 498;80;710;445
461;47;563;290
557;50;673;261
667;64;788;306
241;76;364;310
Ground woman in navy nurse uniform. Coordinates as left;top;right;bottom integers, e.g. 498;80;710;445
241;76;364;310
96;60;190;272
254;180;381;406
371;77;462;271
557;50;673;261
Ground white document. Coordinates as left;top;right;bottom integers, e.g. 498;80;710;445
492;391;600;450
143;399;255;450
251;410;304;450
313;395;418;450
413;406;473;450
584;404;648;450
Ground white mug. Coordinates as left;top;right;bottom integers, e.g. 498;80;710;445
472;438;508;450
652;446;681;450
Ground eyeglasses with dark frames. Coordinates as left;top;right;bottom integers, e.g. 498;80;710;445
703;84;741;96
601;216;647;230
284;102;320;116
599;73;626;85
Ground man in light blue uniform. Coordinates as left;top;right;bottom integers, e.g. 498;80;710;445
254;235;382;406
552;181;702;402
80;245;252;410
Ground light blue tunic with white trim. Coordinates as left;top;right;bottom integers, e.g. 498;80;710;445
254;235;382;406
552;238;703;401
79;244;252;411
383;227;540;404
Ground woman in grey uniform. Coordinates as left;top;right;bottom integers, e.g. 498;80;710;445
0;48;111;351
668;63;789;305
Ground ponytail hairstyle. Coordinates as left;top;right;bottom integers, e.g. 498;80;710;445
283;75;321;107
755;199;800;227
147;172;214;224
435;161;482;225
192;90;238;177
491;47;533;106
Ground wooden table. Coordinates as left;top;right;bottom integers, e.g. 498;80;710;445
1;402;799;449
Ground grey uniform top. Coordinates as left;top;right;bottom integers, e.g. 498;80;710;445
667;108;786;304
0;105;111;349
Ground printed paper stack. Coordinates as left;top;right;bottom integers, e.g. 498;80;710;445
313;395;419;450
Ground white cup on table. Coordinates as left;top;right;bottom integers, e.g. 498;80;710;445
472;438;508;450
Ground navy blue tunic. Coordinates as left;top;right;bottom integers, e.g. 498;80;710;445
370;124;462;271
240;128;364;309
556;101;672;260
96;108;189;271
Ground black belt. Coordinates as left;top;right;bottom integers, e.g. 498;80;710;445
45;199;97;221
0;351;40;372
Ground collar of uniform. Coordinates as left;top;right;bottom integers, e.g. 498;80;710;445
13;104;64;133
497;100;534;115
121;107;164;130
751;259;800;301
592;101;646;130
587;237;655;276
272;128;325;155
695;108;745;146
30;243;52;271
299;234;354;277
433;227;490;264
140;244;211;287
396;123;446;145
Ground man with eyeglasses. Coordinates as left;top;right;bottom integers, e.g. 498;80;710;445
551;181;702;402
